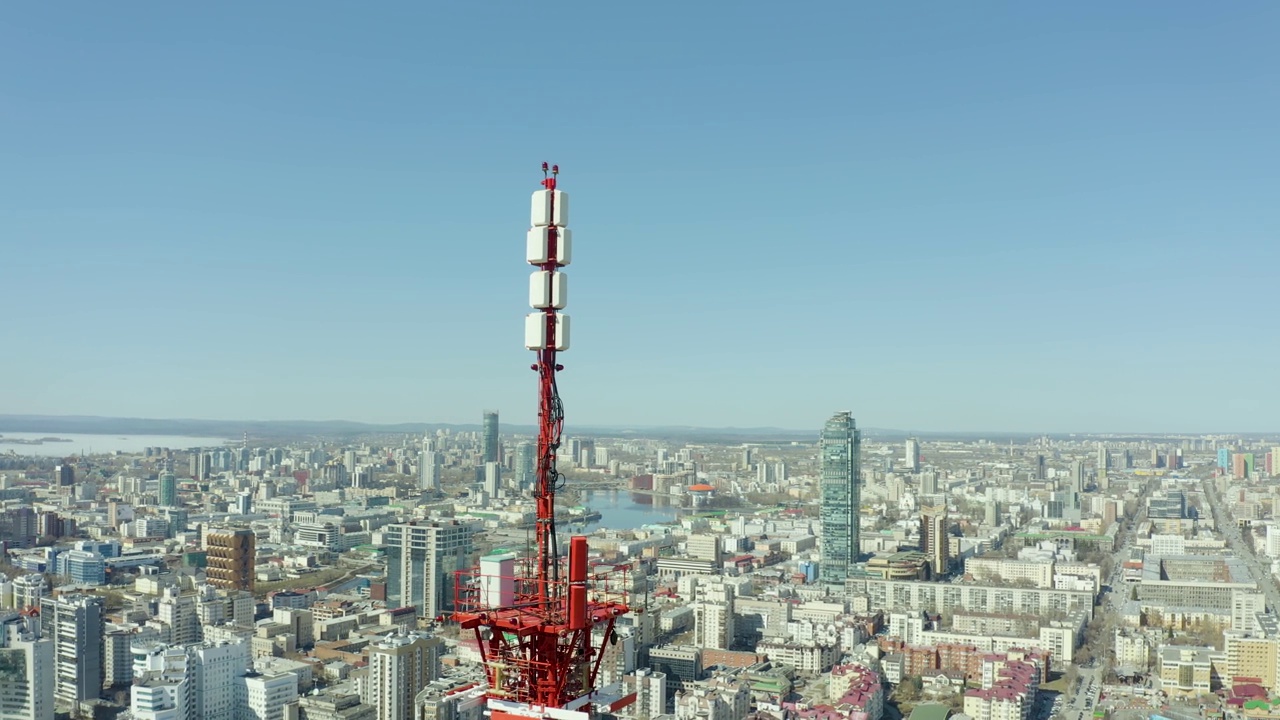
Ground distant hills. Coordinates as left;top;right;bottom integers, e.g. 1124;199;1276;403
0;415;1231;443
0;414;825;443
0;412;829;440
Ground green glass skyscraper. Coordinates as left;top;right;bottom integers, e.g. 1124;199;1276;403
820;411;861;584
482;410;500;464
158;468;177;508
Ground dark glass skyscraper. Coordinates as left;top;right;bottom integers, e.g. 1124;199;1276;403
482;410;500;464
820;411;861;584
158;466;177;507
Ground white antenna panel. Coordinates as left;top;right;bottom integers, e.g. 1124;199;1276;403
524;312;570;351
527;227;550;264
552;191;568;226
556;228;572;266
531;190;553;227
554;313;570;351
529;271;568;310
525;313;547;350
526;227;572;266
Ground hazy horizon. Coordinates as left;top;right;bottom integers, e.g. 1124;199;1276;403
1;413;1275;439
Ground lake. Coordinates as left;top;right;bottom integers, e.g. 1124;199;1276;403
0;432;231;457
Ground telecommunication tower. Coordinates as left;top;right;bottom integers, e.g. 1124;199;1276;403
452;165;636;720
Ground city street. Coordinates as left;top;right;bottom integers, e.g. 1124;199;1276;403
1052;483;1146;720
1202;477;1280;613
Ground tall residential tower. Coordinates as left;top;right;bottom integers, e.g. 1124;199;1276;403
158;463;178;508
0;612;54;720
921;506;950;578
384;520;477;620
819;412;861;584
39;594;104;706
418;437;441;492
206;529;256;593
481;411;500;464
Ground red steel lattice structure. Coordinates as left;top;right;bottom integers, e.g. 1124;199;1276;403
453;165;635;720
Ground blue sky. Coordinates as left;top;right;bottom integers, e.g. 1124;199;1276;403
2;3;1277;433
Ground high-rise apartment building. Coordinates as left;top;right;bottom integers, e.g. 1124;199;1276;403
242;672;297;720
130;643;190;720
418;438;441;492
157;587;201;646
625;668;668;720
515;442;535;489
190;452;211;481
693;582;735;650
130;639;260;720
481;411;500;464
384;521;477;620
820;412;861;584
1069;461;1086;493
920;471;940;496
482;462;501;498
206;529;256;593
1233;453;1255;479
190;640;252;720
921;507;950;578
905;438;920;472
40;594;104;706
158;468;178;508
0;508;38;549
365;632;442;720
0;612;54;720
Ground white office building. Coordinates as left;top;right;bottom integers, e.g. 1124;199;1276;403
0;613;54;720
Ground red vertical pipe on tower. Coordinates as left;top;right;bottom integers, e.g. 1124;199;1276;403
568;535;588;630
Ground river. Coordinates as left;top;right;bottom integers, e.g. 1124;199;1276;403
578;489;684;531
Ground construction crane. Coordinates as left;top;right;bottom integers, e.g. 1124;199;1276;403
452;166;636;720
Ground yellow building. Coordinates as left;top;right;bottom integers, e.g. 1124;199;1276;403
1158;645;1223;696
1226;631;1280;691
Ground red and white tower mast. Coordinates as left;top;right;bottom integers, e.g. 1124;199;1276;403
453;165;635;720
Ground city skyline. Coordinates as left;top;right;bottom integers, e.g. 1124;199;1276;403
3;3;1278;432
5;3;1280;718
4;401;1280;720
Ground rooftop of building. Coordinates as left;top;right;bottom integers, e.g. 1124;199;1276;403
1159;645;1218;663
906;703;952;720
